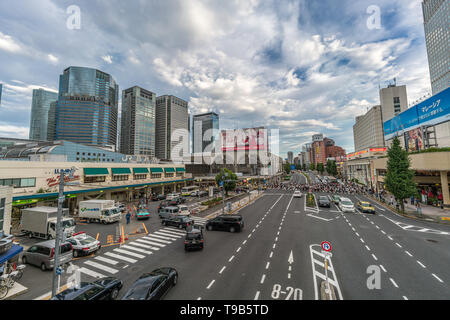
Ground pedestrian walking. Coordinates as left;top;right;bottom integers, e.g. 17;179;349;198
437;191;443;209
126;211;131;224
416;202;422;217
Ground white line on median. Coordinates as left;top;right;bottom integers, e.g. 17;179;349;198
371;254;378;261
260;274;266;284
432;274;443;283
207;280;215;289
254;291;260;300
266;262;270;269
405;251;413;257
417;260;426;268
390;278;399;288
219;266;226;274
380;265;387;272
229;255;235;262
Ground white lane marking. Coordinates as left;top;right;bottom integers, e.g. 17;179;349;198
121;245;153;255
207;280;215;289
389;278;399;288
288;273;291;279
78;267;105;279
104;252;137;263
94;256;118;265
153;231;180;239
275;237;278;242
254;291;260;300
432;274;443;283
136;239;166;247
114;248;145;259
388;236;393;241
219;266;226;274
236;247;241;253
403;296;408;300
310;245;343;300
161;228;186;235
197;297;202;300
405;251;413;257
252;228;256;233
248;234;252;238
365;245;371;251
260;274;266;284
269;252;273;258
84;260;119;274
380;265;387;273
243;240;247;245
371;254;378;261
146;235;172;243
273;243;276;249
229;255;235;262
360;238;365;243
416;261;426;268
129;241;160;251
265;262;270;269
375;226;380;229
355;232;360;237
395;243;402;248
381;230;386;234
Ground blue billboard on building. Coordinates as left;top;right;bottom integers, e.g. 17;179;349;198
384;87;450;140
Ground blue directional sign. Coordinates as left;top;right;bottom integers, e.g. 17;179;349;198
290;165;296;170
219;181;224;187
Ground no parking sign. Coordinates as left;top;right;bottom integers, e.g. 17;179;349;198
321;241;332;252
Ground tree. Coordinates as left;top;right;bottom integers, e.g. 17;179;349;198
309;163;315;171
317;163;325;174
326;160;337;176
215;168;238;196
384;136;417;213
284;163;291;174
302;163;306;171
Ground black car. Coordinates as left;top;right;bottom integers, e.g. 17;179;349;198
206;214;244;233
184;228;204;251
162;216;193;229
157;194;166;201
121;268;178;300
318;196;331;207
51;277;123;300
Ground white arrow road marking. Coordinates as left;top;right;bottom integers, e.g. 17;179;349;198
288;251;294;264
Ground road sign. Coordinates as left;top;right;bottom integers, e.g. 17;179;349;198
291;165;296;170
219;181;224;187
321;241;332;252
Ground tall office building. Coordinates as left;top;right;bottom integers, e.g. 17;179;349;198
46;101;57;141
29;88;58;141
192;112;219;153
422;0;449;95
379;84;408;123
353;105;385;152
155;95;189;160
120;86;156;156
55;66;119;149
287;151;293;164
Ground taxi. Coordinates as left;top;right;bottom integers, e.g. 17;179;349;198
356;201;376;214
136;209;151;220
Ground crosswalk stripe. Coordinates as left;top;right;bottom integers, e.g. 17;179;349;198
129;241;160;251
84;260;119;274
136;239;166;247
154;231;182;238
94;256;119;265
121;245;153;255
145;236;172;244
159;228;186;236
104;252;137;263
114;248;146;259
78;267;105;279
147;234;177;241
162;228;186;235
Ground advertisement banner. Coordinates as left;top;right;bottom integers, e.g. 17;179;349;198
404;127;424;152
221;127;267;151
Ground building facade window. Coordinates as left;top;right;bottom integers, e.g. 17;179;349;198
0;178;36;188
0;198;5;232
84;176;106;183
134;174;147;180
164;173;174;178
112;175;129;182
151;173;162;179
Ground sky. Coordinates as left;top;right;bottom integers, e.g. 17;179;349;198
0;0;433;158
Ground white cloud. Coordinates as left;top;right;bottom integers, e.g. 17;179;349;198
102;55;113;64
0;32;22;53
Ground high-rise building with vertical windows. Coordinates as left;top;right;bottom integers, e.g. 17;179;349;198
47;101;57;141
120;86;156;156
0;83;3;107
422;0;449;95
192;112;219;154
287;151;293;164
155;95;189;160
55;67;119;149
29;88;58;141
379;84;408;123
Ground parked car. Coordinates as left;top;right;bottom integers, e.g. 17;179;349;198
293;190;303;198
318;196;331;208
159;206;180;219
339;198;356;213
205;215;244;233
22;240;73;271
158;201;169;213
161;216;193;229
166;193;179;201
51;277;123;300
198;190;208;197
356;201;376;214
177;205;190;216
117;203;126;213
184;228;204;251
121;268;178;300
66;232;101;258
157;194;166;201
331;195;340;204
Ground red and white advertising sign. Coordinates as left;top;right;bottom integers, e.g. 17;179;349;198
221;127;267;152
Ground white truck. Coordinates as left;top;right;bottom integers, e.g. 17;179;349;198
78;200;121;224
21;206;76;240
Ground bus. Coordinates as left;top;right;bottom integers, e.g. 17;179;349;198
181;185;200;196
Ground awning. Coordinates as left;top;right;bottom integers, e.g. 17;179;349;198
164;167;175;173
176;168;186;172
150;168;164;173
111;168;132;175
84;168;109;176
133;168;149;174
0;244;23;265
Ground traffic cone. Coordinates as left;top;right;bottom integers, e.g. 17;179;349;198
125;234;129;241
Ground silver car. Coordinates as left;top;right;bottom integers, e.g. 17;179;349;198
22;240;73;271
159;206;179;219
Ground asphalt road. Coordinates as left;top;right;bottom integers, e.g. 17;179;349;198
14;172;450;300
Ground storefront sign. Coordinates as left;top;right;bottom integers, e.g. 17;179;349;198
47;174;80;187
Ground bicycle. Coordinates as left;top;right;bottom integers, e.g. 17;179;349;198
0;271;19;300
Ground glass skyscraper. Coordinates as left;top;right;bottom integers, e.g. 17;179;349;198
120;86;156;156
0;83;3;107
192;112;219;153
422;0;449;94
55;66;119;148
29;88;58;141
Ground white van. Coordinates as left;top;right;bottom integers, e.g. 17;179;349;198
158;206;179;219
178;205;190;217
